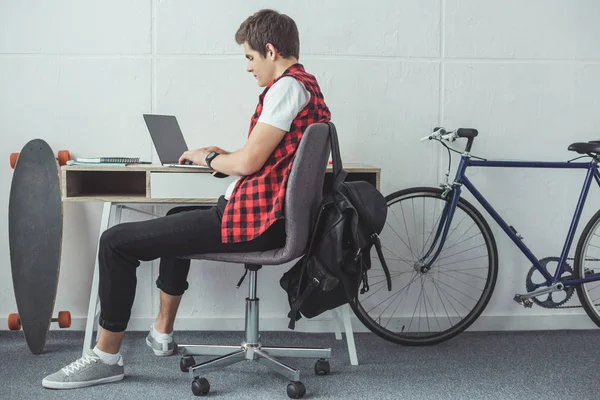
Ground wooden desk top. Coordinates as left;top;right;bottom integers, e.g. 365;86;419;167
61;163;380;173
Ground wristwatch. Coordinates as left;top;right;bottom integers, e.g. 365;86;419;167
205;151;219;169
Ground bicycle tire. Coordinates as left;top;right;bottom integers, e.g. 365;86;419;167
350;186;499;345
574;208;600;327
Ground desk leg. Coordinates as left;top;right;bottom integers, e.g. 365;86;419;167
333;305;359;366
341;304;358;366
332;308;343;340
82;202;117;356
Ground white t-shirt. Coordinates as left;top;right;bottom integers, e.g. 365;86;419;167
224;77;311;200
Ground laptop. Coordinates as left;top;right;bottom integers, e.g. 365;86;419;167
143;114;209;169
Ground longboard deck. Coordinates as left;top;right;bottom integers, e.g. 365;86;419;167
8;139;63;354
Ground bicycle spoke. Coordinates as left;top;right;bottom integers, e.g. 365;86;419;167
365;272;420;315
430;277;479;304
437;231;483;257
397;202;416;260
438;268;488;280
407;280;425;333
436;270;485;293
367;271;412;288
421;276;431;333
430;277;472;314
436;266;489;272
412;198;420;257
423;282;442;332
421;197;426;259
421;199;443;258
435;243;487;263
383;219;414;260
433;255;489;269
362;271;419;305
427;273;456;327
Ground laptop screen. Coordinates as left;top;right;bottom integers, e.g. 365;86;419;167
143;114;189;164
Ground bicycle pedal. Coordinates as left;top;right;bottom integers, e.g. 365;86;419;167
513;294;533;308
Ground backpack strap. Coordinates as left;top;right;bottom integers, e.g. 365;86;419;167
373;235;392;291
287;278;319;329
327;122;347;191
287;201;332;329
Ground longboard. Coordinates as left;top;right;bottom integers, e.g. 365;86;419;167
8;139;71;354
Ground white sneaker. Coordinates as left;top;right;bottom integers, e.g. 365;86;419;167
146;324;176;356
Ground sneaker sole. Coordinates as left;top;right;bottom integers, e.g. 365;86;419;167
42;373;124;389
146;337;174;356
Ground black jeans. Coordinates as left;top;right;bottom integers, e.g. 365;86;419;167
97;196;286;332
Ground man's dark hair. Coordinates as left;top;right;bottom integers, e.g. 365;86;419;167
235;9;300;59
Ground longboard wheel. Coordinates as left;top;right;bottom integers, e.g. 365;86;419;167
57;150;71;166
54;311;71;328
9;153;19;169
8;313;21;330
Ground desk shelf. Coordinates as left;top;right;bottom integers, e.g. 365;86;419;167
64;170;148;199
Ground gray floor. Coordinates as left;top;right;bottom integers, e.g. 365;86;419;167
0;329;598;400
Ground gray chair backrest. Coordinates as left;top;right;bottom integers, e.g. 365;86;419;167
185;122;331;265
280;122;331;259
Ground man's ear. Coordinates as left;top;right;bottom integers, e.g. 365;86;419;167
265;43;278;60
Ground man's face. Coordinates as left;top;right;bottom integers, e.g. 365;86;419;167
243;42;275;87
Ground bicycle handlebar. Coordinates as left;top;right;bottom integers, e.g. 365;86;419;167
420;127;479;142
420;127;456;142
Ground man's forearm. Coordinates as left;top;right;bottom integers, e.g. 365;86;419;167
209;150;254;176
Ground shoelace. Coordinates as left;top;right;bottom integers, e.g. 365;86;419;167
61;353;99;376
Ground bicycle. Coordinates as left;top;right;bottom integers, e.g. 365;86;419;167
350;127;600;345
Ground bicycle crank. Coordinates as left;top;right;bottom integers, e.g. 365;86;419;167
513;283;566;307
514;257;575;308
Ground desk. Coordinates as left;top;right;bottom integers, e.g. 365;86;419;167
62;163;380;203
62;163;380;366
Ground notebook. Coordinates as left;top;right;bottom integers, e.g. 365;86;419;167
75;157;140;164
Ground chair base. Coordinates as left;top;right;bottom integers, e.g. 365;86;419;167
177;266;332;397
178;341;331;382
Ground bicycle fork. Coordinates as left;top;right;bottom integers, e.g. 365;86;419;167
418;183;463;272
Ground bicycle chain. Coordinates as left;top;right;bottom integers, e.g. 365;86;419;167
531;257;600;309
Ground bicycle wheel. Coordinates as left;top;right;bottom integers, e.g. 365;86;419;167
351;187;498;345
574;208;600;327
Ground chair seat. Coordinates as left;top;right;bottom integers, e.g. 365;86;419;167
184;247;300;265
568;142;600;155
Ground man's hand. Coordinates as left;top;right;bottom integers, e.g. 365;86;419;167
202;146;230;155
179;146;231;166
178;148;210;166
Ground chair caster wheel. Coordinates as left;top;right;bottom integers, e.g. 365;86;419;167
192;377;210;396
314;358;330;375
180;355;196;372
287;381;306;399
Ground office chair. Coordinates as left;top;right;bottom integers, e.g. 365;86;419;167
178;123;344;398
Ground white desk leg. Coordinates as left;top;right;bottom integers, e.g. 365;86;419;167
82;202;115;356
342;304;358;366
331;305;358;366
332;308;342;340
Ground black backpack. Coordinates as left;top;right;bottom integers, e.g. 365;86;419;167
279;122;391;329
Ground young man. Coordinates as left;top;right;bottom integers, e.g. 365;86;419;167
42;9;331;389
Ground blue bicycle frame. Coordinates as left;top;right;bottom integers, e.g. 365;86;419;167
427;155;600;288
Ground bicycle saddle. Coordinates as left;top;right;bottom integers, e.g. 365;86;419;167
568;142;600;155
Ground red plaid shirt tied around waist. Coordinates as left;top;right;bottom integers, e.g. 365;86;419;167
221;64;331;243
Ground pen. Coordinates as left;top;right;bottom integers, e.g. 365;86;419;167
125;161;153;166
